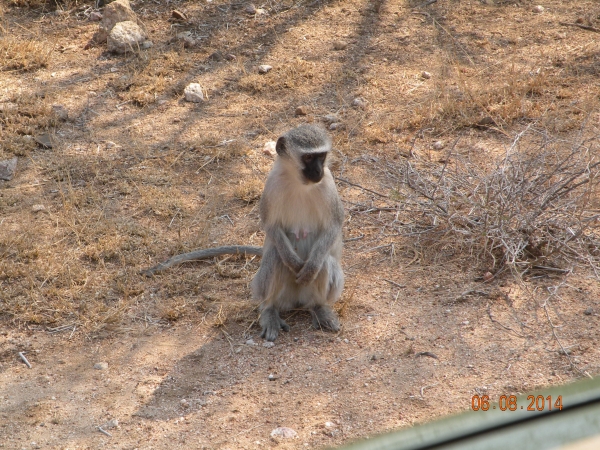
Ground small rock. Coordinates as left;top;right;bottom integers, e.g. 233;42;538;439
175;31;197;48
263;141;277;156
421;71;432;79
477;116;494;126
52;104;68;121
255;8;267;15
0;157;18;181
225;53;236;61
329;122;342;131
209;51;224;61
270;427;298;439
584;307;594;316
184;83;205;102
483;271;494;282
322;113;339;124
89;11;103;22
245;3;257;14
352;97;367;109
295;105;309;116
94;362;109;370
141;40;153;49
180;399;190;408
34;133;53;148
432;140;444;150
171;9;188;21
263;341;275;348
268;374;278;381
258;64;272;74
245;338;256;345
94;0;144;44
532;5;544;13
333;41;348;51
102;418;119;429
325;421;335;428
107;21;148;54
31;204;46;213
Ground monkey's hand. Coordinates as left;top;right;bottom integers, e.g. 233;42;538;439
268;226;305;273
295;260;321;285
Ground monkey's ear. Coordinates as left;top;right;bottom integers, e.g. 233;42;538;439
275;137;287;156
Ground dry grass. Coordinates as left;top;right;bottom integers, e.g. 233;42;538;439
0;36;52;72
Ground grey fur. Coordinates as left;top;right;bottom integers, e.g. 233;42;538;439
251;124;345;341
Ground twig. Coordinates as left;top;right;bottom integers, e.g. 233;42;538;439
383;279;407;289
142;245;262;276
337;177;389;199
559;22;600;33
415;351;438;359
97;426;112;437
486;305;524;337
541;284;592;379
18;352;32;369
417;0;438;7
420;383;439;398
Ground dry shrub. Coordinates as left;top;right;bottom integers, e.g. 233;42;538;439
0;36;52;72
389;126;600;274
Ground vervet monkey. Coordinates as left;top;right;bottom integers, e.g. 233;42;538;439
251;124;344;341
143;125;344;342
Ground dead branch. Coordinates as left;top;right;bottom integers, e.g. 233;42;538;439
559;22;600;33
142;245;262;277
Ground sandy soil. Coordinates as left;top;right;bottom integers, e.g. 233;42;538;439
2;0;600;448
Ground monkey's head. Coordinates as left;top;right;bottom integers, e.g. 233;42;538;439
276;125;331;184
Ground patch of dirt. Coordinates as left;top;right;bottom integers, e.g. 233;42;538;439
2;0;600;448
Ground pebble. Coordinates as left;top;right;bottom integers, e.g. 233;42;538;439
184;83;205;102
532;5;544;13
483;271;493;282
322;113;339;124
263;141;277;156
295;105;309;116
352;97;367;109
325;421;335;428
333;41;348;51
432;140;444;150
0;157;18;181
94;362;109;370
52;104;68;121
258;64;272;74
102;418;119;428
263;341;275;348
329;122;341;131
584;307;593;316
421;71;432;79
245;338;256;345
89;11;103;21
268;374;278;381
225;53;236;61
270;427;298;439
245;3;257;14
171;10;188;21
34;134;53;148
180;399;190;408
31;205;46;213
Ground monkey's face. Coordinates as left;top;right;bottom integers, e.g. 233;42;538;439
301;152;327;184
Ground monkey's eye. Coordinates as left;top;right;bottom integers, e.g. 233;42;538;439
303;154;315;163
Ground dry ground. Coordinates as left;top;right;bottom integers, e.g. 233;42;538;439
2;0;600;448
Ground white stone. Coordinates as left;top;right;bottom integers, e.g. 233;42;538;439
107;21;148;54
184;83;205;102
270;427;298;439
263;141;276;156
258;64;272;74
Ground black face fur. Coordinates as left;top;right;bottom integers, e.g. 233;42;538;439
301;152;327;183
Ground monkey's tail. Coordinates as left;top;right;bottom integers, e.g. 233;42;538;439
142;245;263;277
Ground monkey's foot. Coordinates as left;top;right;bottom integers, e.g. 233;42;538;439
310;305;340;332
259;308;290;342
